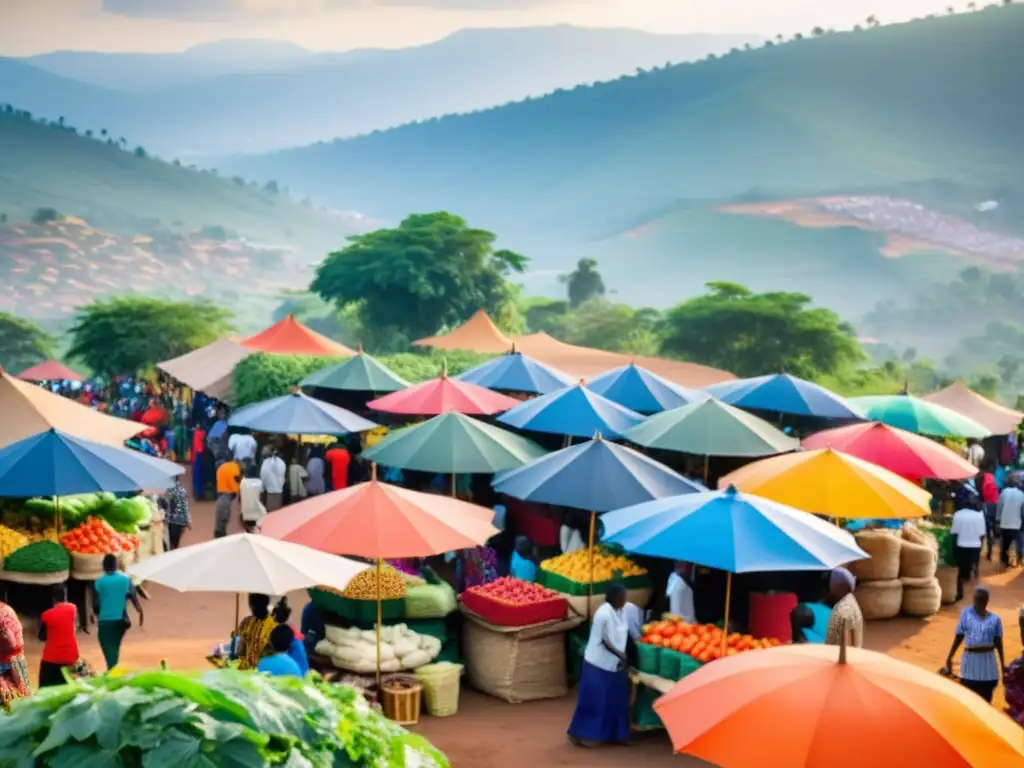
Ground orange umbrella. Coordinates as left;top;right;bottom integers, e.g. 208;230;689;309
655;642;1024;768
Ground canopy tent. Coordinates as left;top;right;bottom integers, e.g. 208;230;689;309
586;362;705;414
241;314;355;357
411;309;514;354
300;348;410;393
367;367;519;416
0;366;144;449
455;348;575;395
228;392;378;436
922;380;1023;435
155;337;251;403
15;360;83;382
849;394;990;439
705;373;861;420
496;382;644;439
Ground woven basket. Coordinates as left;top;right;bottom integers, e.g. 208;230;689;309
70;552;106;580
901;524;937;551
414;663;463;717
936;567;959;605
0;569;69;586
854;578;903;620
849;531;901;581
901;577;942;617
380;681;422;725
900;540;938;580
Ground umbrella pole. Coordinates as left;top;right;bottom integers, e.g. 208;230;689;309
375;558;382;687
451;473;456;498
55;496;61;536
587;511;596;619
234;593;240;635
703;456;709;485
721;572;732;657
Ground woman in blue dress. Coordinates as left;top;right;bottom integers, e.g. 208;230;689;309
942;586;1006;703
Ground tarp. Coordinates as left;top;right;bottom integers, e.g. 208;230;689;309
922;380;1023;435
0;367;144;449
156;337;251;403
412;309;513;353
242;314;355;357
15;360;83;382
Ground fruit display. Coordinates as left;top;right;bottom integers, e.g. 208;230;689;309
59;517;140;555
317;623;443;674
538;547;649;595
460;577;568;627
337;564;407;601
3;541;71;574
0;525;28;560
639;619;780;664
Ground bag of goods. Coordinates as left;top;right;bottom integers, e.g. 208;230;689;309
854;578;902;620
325;626;360;645
900;540;938;580
325;621;443;673
3;540;70;574
404;582;457;619
901;576;942;617
848;530;901;581
460;577;569;627
539;547;649;595
313;639;336;657
0;524;28;560
340;565;407;600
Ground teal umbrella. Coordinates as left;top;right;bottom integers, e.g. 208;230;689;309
300;349;410;393
361;412;547;474
848;395;990;439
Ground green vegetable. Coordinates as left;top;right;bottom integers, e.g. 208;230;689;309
103;497;153;534
3;540;69;574
23;498;56;520
0;669;450;767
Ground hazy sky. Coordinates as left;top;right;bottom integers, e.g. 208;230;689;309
1;0;961;56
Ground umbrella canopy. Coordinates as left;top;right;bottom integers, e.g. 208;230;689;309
0;428;183;497
0;367;144;450
586;363;705;414
719;447;932;519
601;486;866;572
455;350;575;395
156;337;251;404
923;380;1023;435
706;373;860;419
849;394;990;439
366;369;519;416
361;412;547;474
300;350;410;393
412;309;514;354
259;480;499;558
127;533;369;595
242;314;355;357
496;383;644;439
492;436;703;512
623;397;799;457
802;421;977;482
654;643;1024;768
228;392;378;436
15;360;83;382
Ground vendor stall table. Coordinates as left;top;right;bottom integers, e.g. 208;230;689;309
629;670;672;732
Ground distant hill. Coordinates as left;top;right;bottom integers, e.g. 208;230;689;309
2;26;761;156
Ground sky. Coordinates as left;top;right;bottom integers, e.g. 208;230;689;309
0;0;962;56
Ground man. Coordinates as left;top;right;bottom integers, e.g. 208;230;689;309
666;561;697;624
824;567;864;648
997;478;1024;568
38;584;80;687
257;625;304;678
260;448;287;512
228;431;258;464
214;459;241;538
94;555;143;671
965;439;986;469
951;497;986;600
325;442;351;491
191;423;207;500
163;476;191;550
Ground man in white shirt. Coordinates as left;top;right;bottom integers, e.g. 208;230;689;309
228;432;257;463
996;479;1024;568
666;562;697;624
260;449;287;512
951;499;987;600
965;439;985;469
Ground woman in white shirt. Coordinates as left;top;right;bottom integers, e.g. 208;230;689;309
952;498;988;601
666;562;697;624
239;463;267;533
567;584;631;747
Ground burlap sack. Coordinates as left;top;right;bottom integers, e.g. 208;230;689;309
901;577;942;617
70;552;106;580
935;567;959;605
849;531;901;581
854;578;902;620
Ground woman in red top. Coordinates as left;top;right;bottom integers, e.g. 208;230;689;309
38;585;80;688
978;466;1000;563
325;444;351;491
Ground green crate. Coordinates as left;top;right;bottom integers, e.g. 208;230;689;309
631;685;664;730
657;649;682;680
308;588;404;625
677;652;703;680
538;569;652;596
636;642;662;675
405;619;447;643
567;632;587;684
434;636;461;664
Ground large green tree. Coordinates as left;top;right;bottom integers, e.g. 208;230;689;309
560;258;605;307
311;212;527;349
0;312;54;373
68;297;232;376
660;282;864;378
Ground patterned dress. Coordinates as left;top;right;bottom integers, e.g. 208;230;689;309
955;606;1003;682
236;616;277;671
825;594;865;648
0;602;30;706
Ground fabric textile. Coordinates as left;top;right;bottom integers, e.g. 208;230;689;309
567;661;630;744
955;546;981;600
1001;528;1021;567
265;493;283;513
325;448;351;491
666;572;697;623
305;458;326;495
237;616;277;671
163;485;190;526
228;434;258;462
961;677;998;703
997;487;1024;530
288;463;308;499
0;603;29;705
510;552;537;583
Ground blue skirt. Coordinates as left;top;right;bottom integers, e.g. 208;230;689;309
568;660;630;743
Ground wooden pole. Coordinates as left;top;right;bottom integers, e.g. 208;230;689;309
720;572;733;657
703;456;709;485
375;557;383;686
587;511;596;618
234;593;240;635
451;473;457;498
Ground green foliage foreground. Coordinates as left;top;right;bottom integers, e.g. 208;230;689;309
0;312;54;373
0;669;449;767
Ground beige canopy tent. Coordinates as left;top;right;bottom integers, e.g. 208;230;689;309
0;366;145;449
413;311;735;388
922;380;1023;435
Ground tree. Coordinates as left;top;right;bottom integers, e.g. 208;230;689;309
561;300;660;355
68;297;232;376
311;212;527;348
134;146;147;158
866;14;880;26
560;258;606;307
660;282;864;378
812;26;826;36
0;313;54;372
31;207;62;225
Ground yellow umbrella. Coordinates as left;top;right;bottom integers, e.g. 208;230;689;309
718;448;931;519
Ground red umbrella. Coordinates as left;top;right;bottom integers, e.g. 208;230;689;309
801;421;977;481
366;365;519;416
16;361;83;382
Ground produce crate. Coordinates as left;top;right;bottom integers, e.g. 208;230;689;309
631;684;664;731
677;653;703;680
537;569;651;596
657;649;682;680
459;589;568;628
636;642;662;675
308;588;404;624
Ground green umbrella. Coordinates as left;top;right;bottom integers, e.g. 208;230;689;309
623;398;800;458
848;395;990;439
300;349;410;393
361;412;548;474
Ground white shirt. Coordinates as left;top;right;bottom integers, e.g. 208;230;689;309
966;443;985;468
289;463;308;498
951;508;987;549
998;487;1024;530
560;525;585;554
228;434;257;462
666;572;697;623
623;602;646;642
239;478;267;523
584;602;629;672
260;456;286;494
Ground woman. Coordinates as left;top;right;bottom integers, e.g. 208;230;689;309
978;465;1000;562
0;601;29;706
510;536;538;583
568;584;630;747
272;598;309;676
38;584;80;688
235;594;277;670
239;462;267;533
943;586;1005;703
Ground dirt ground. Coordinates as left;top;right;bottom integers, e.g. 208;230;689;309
14;488;1024;767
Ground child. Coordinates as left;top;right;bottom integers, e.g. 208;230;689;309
257;625;303;678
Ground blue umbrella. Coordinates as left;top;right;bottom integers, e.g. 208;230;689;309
456;350;575;395
705;373;861;420
229;392;378;436
586;363;706;414
0;428;184;497
497;383;644;439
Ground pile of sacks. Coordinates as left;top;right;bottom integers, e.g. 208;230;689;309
849;526;940;619
314;623;443;675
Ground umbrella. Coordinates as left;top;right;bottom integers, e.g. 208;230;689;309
496;382;644;439
228;391;378;435
15;360;83;382
300;348;410;393
586;363;705;414
455;349;575;395
654;641;1024;768
366;365;519;416
923;379;1023;435
719;447;933;519
706;373;861;419
361;412;547;476
802;421;977;481
0;428;183;497
849;394;990;438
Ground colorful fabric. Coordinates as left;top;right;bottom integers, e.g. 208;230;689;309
237;616;277;671
460;547;498;589
955;606;1003;682
164;486;190;526
0;603;29;705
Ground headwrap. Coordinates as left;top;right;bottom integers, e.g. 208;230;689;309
830;567;856;593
